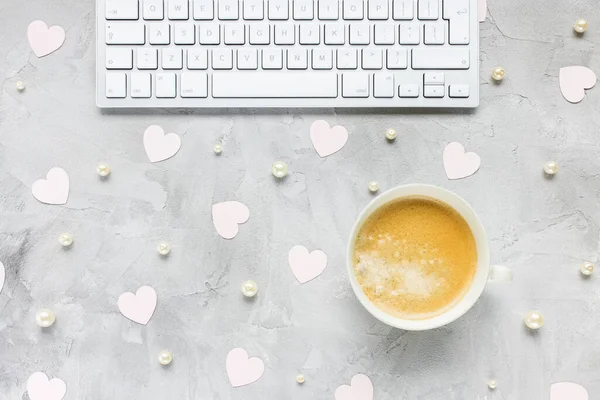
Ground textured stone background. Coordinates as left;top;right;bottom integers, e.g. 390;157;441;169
1;0;599;399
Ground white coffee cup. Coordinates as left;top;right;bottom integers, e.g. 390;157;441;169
346;184;512;331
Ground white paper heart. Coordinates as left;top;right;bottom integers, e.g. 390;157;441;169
27;372;66;400
143;125;182;163
117;286;157;325
0;261;5;294
335;374;374;400
226;348;265;388
31;167;69;205
212;201;250;239
559;66;597;103
27;20;66;58
288;245;328;284
551;382;588;400
310;120;349;158
443;142;481;180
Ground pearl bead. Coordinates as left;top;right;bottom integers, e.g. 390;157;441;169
158;350;173;365
385;128;397;140
487;380;497;389
543;161;558;175
491;67;505;81
96;164;111;177
524;310;544;330
241;280;258;297
271;161;288;178
35;308;56;328
157;241;171;256
213;143;223;154
16;81;26;91
368;181;379;193
58;233;73;247
574;19;588;33
580;262;594;276
296;374;305;384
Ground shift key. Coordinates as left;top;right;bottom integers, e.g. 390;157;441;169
412;48;469;69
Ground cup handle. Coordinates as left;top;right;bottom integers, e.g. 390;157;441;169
488;265;513;282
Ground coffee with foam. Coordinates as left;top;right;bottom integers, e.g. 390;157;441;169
353;196;477;320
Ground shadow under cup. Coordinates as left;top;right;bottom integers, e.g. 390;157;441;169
346;184;491;331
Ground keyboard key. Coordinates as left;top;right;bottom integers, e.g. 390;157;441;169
399;84;419;97
162;48;183;69
392;0;413;20
106;0;139;20
199;23;221;44
342;73;369;97
373;72;394;97
386;49;407;69
374;24;394;44
275;24;295;44
424;23;445;44
262;49;283;69
219;0;240;19
368;0;388;20
144;0;164;19
156;73;177;97
412;48;469;69
293;0;314;19
148;23;170;44
181;73;208;97
424;85;444;97
225;24;246;44
337;49;357;69
287;49;308;69
449;84;469;97
193;0;215;19
187;49;208;69
237;49;259;69
137;48;159;69
423;72;444;85
106;23;145;44
250;24;270;43
174;23;196;44
325;24;345;44
300;24;320;44
268;0;289;19
244;0;264;19
168;0;189;19
349;24;370;44
105;48;133;69
444;0;469;44
213;49;233;69
343;0;364;19
212;72;337;97
131;73;152;97
318;0;339;19
418;0;438;19
399;23;419;44
312;49;333;69
106;73;127;98
361;49;382;69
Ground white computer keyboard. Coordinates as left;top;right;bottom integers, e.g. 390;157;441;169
96;0;478;108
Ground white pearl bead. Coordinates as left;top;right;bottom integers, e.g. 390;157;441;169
524;310;544;330
16;81;26;91
213;143;223;154
157;241;171;256
487;380;497;389
385;128;397;140
158;350;173;365
574;19;588;33
580;262;594;276
58;233;73;247
368;181;379;193
96;164;111;177
241;280;258;297
35;308;56;328
271;161;288;178
543;161;558;175
491;67;505;81
296;374;305;384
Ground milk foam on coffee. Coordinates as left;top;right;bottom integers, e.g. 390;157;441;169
353;197;477;320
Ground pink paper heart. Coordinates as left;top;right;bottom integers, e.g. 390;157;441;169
212;201;250;239
27;372;66;400
117;286;157;325
559;66;597;103
551;382;588;400
335;374;374;400
31;167;69;205
288;245;328;284
0;261;5;294
226;348;265;387
443;142;481;180
478;0;486;21
143;125;182;163
27;20;66;58
310;120;349;158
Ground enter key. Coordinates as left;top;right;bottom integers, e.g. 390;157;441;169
443;0;469;45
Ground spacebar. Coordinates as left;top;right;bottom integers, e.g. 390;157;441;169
212;72;338;98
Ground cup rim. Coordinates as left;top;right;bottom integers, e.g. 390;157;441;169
346;184;491;331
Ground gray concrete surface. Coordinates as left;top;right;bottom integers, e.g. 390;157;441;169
1;0;600;399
